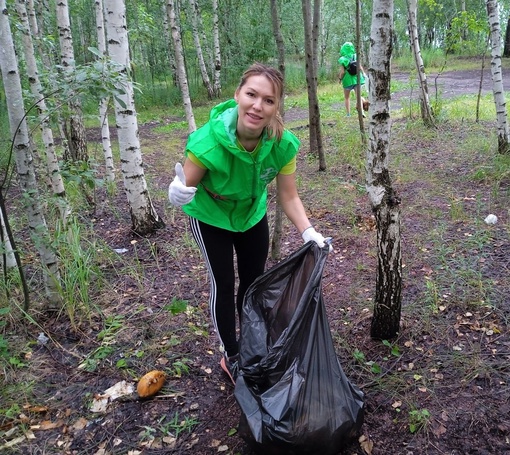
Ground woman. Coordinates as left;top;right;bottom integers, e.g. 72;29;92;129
338;41;367;117
168;63;329;384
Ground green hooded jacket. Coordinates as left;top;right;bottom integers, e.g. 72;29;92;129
182;99;300;232
338;41;366;88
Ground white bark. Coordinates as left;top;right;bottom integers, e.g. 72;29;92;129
94;0;115;183
161;0;177;84
56;0;88;162
486;0;510;153
0;211;16;270
26;0;51;69
104;0;164;234
407;0;434;126
367;0;402;340
212;0;222;97
0;0;61;304
167;0;196;133
187;0;214;99
15;0;71;224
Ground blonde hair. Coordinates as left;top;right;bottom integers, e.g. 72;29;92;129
237;63;285;141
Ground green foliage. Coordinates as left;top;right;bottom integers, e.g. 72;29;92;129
382;340;401;357
158;411;199;438
59;159;103;191
53;219;107;327
408;408;431;433
164;297;188;315
0;307;10;359
448;12;489;55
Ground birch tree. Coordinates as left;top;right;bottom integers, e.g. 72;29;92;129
407;0;435;127
15;0;71;223
270;0;285;260
367;0;402;340
167;0;196;133
56;0;88;162
0;0;61;307
105;0;164;234
26;0;51;70
94;0;115;183
212;0;221;97
0;211;16;270
187;0;214;99
302;0;325;170
355;0;366;135
486;0;510;154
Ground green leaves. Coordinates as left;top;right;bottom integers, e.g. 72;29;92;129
164;297;188;315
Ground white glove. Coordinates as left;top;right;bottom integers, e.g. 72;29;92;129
301;226;332;250
168;163;197;206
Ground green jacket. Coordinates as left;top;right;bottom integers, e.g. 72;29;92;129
182;99;300;232
338;41;365;88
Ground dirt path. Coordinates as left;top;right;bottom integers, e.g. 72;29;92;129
392;68;503;107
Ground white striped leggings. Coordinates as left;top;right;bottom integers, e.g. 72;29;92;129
189;215;269;358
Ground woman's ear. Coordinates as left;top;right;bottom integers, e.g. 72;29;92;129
234;89;240;103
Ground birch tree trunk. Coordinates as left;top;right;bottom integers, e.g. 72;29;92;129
302;0;325;170
167;0;196;133
355;0;366;134
15;0;71;224
212;0;221;97
407;0;435;127
187;0;214;99
0;211;16;270
26;0;51;69
94;0;115;183
56;0;88;162
161;0;177;86
105;0;165;234
367;0;402;340
0;0;61;307
486;0;510;154
270;0;286;260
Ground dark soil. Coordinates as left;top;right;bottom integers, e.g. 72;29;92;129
2;69;510;455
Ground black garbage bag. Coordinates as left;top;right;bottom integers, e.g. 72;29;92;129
234;242;364;455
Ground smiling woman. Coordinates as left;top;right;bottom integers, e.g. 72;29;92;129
167;62;331;385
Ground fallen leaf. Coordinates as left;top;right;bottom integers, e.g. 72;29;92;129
73;417;89;430
23;405;48;413
31;420;65;430
432;423;447;437
359;434;374;454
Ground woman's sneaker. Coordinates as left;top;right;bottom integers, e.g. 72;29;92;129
220;354;239;385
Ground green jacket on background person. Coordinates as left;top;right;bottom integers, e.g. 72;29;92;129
338;41;366;88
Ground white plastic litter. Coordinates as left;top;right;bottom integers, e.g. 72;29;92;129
484;214;498;225
90;380;135;413
37;333;49;345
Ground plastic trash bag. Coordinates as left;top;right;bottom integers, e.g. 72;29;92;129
235;242;364;455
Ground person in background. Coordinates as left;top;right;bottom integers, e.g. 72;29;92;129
168;63;330;385
338;41;367;117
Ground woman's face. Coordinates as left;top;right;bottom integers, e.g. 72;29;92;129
234;74;278;140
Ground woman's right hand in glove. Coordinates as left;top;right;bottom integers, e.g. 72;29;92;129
168;163;197;206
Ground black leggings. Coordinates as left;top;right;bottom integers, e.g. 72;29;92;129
189;215;269;357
